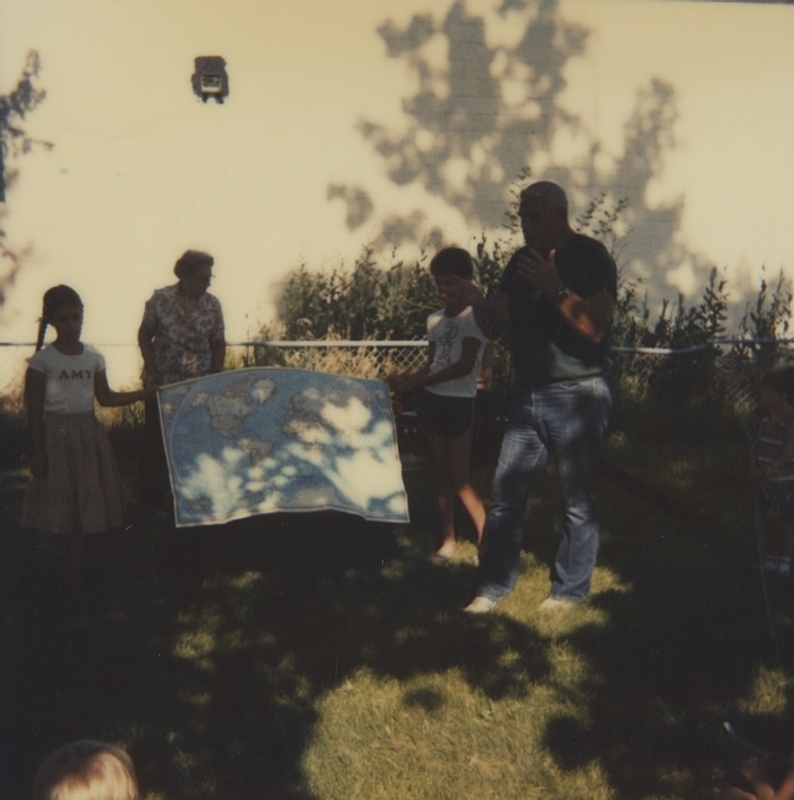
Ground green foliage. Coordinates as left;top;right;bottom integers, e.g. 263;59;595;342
640;267;729;350
277;248;439;341
736;268;794;373
0;50;52;309
268;186;793;441
0;391;26;471
274;172;530;345
0;51;48;160
743;269;793;341
608;266;733;440
575;191;628;266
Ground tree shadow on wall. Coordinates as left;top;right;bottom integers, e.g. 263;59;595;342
330;0;715;311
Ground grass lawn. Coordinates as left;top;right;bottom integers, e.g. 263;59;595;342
2;421;792;799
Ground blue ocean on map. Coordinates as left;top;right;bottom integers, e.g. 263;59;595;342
157;368;410;527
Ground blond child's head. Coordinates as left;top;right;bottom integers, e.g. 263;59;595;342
33;741;138;800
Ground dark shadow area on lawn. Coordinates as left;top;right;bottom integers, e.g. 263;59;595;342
2;402;787;799
2;463;551;800
523;436;793;798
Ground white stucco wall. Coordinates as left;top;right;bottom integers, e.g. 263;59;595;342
1;0;792;388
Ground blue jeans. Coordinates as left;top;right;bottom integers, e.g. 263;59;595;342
476;375;611;602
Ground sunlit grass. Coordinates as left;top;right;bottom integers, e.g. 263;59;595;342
303;666;617;800
738;666;792;716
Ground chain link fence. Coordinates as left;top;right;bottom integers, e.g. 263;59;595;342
232;340;429;380
4;337;793;434
609;340;794;442
2;337;792;473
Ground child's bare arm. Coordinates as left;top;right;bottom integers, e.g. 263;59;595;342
387;371;426;394
386;343;434;394
94;370;155;407
399;337;481;392
25;368;46;478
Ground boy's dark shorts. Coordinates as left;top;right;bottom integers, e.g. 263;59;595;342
416;390;475;439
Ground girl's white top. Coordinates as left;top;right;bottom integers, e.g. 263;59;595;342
28;344;105;413
425;305;486;398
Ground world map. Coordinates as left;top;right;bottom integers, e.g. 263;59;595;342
157;368;410;528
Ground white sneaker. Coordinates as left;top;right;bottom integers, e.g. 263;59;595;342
538;596;578;612
464;596;498;614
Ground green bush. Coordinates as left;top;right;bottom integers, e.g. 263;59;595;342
263;189;793;441
277;248;440;342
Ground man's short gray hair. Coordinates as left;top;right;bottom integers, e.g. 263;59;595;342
519;181;568;214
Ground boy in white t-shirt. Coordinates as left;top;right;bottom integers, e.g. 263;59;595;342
388;247;487;563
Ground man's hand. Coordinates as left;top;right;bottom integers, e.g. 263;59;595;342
515;248;614;343
515;249;562;298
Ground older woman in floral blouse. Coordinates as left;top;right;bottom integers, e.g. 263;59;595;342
138;249;226;508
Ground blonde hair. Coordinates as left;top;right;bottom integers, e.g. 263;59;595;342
33;741;138;800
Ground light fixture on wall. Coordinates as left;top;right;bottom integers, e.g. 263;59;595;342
191;56;229;104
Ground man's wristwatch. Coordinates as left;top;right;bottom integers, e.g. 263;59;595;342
557;283;571;302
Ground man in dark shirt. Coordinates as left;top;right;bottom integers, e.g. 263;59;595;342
464;181;617;613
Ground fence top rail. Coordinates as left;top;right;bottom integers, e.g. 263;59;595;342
0;340;430;349
613;338;794;355
3;337;794;351
239;340;429;348
611;345;705;355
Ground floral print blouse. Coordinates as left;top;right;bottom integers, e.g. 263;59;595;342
141;284;225;384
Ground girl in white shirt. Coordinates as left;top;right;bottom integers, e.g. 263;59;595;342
22;285;153;589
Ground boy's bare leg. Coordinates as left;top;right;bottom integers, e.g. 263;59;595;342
447;429;486;553
429;434;457;559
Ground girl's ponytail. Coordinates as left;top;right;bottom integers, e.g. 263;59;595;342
35;318;48;352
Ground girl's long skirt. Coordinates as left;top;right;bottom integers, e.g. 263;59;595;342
21;412;123;535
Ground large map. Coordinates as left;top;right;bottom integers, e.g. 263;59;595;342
158;368;410;528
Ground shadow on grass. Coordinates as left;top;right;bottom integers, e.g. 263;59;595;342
2;466;551;799
3;426;790;799
524;449;793;798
